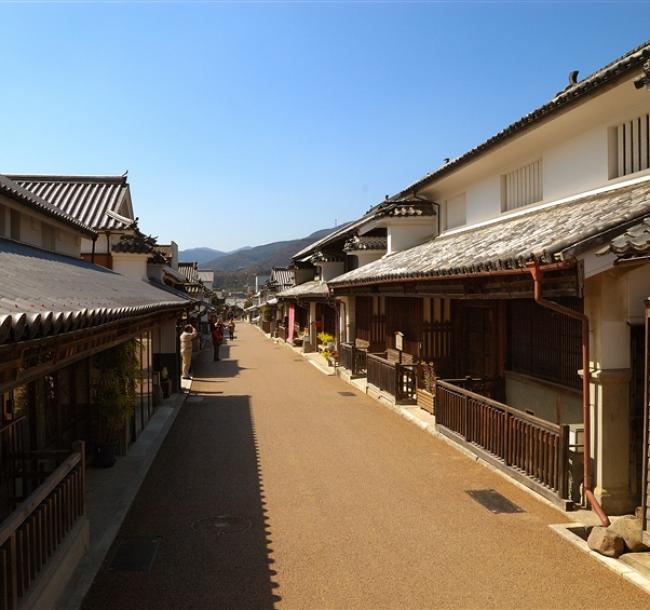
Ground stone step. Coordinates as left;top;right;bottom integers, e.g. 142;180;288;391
620;552;650;579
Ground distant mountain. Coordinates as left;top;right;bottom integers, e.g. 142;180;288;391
202;226;343;289
178;247;225;265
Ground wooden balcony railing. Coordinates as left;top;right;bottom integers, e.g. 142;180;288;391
0;441;86;610
367;353;417;404
435;380;570;505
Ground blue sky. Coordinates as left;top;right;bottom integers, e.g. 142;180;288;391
0;2;648;251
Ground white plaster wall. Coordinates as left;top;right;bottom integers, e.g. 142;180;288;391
625;264;650;324
351;251;385;267
464;176;501;225
388;223;435;254
318;261;345;282
112;255;148;281
424;82;650;232
543;125;609;202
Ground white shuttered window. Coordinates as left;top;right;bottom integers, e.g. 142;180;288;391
614;113;650;178
501;159;543;211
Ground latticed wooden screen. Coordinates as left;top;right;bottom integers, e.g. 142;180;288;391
507;298;582;390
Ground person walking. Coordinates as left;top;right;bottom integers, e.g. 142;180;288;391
228;320;235;340
212;321;224;361
180;324;198;379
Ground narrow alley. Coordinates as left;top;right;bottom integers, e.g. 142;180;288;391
82;324;649;609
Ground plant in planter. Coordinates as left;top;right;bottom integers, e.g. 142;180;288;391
92;340;139;467
317;332;336;360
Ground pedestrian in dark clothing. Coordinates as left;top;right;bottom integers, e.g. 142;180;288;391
212;322;224;361
228;320;235;340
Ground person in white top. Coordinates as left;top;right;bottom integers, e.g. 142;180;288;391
179;324;198;379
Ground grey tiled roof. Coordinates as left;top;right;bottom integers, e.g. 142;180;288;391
343;235;387;252
0;238;188;344
330;179;650;287
277;280;329;298
269;267;294;288
177;262;200;284
0;175;96;237
292;199;436;260
398;40;650;198
598;217;650;257
8;174;133;231
311;251;345;264
112;231;157;254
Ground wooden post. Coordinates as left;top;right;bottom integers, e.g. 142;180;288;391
463;393;469;440
72;441;86;516
558;424;570;499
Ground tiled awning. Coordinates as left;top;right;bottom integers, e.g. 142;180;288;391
0;239;188;344
330;179;650;288
278;280;329;299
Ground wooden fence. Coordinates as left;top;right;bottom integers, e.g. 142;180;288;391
367;353;417;404
339;343;367;377
435;380;570;505
0;442;85;610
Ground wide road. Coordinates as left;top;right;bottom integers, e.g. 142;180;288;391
83;323;649;609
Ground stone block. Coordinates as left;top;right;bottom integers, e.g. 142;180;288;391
587;526;625;558
608;515;648;552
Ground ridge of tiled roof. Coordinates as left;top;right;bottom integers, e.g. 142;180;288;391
0;175;97;237
330;178;650;287
343;235;387;251
292;199;436;261
8;174;132;231
111;231;157;254
398;40;650;198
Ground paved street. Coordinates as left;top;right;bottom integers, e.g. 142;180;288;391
83;323;649;609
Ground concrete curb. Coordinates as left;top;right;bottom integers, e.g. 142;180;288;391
55;391;186;610
549;523;650;596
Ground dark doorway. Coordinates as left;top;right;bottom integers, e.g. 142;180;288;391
630;325;645;503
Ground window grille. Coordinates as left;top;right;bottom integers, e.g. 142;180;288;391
507;298;582;390
0;204;5;237
502;159;543;211
614;113;650;178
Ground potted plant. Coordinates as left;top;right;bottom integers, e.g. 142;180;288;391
92;340;139;467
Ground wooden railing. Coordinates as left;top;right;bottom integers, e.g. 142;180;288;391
0;442;85;610
339;343;368;377
435;380;570;503
367;353;417;404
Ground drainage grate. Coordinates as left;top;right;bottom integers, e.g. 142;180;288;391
191;515;251;535
338;391;355;397
109;537;160;571
466;489;524;514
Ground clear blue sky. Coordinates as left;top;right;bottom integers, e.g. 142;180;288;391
0;2;648;251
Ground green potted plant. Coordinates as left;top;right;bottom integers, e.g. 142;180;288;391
92;340;139;467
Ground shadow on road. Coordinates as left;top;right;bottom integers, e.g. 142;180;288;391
82;372;280;609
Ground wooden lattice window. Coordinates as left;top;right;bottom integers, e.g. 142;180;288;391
507;298;582;390
501;160;543;211
612;113;650;178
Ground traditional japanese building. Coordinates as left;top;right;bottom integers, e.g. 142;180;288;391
0;174;189;609
326;41;650;520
